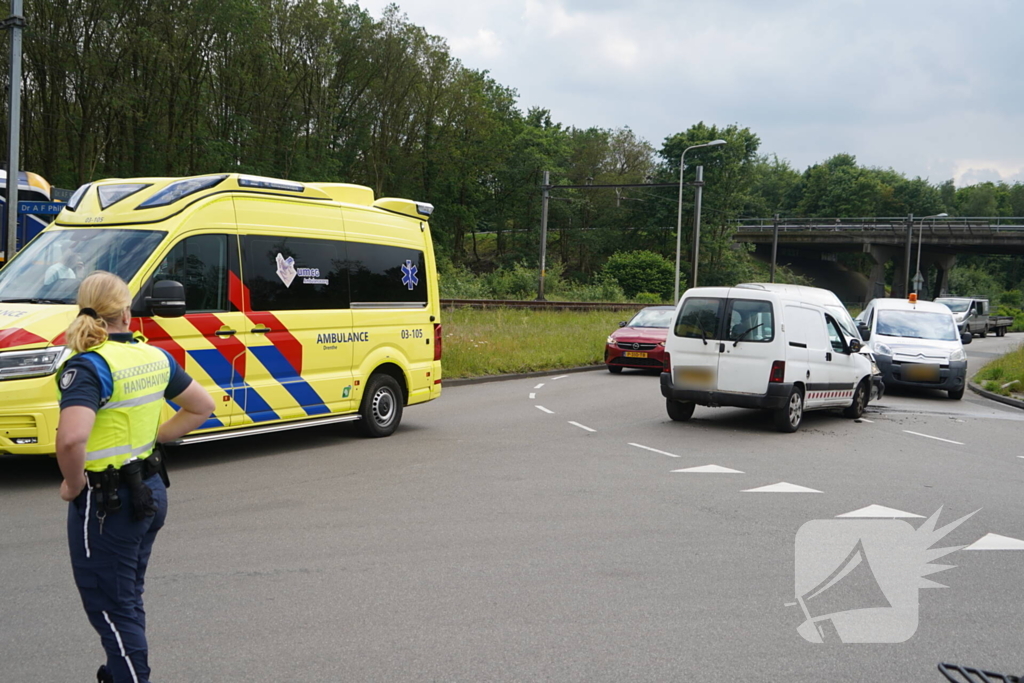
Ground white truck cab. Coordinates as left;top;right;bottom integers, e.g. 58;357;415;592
661;284;875;432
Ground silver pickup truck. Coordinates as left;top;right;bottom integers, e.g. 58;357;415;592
934;297;1014;338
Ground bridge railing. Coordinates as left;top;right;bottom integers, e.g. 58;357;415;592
733;217;1024;234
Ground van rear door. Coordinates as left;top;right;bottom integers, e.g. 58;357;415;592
717;297;777;395
670;296;724;392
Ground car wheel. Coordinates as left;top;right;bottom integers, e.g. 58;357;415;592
842;381;869;419
666;399;695;421
607;365;623;374
358;373;404;437
774;387;804;433
948;386;965;400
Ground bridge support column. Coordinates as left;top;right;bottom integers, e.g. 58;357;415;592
864;245;896;303
930;254;957;298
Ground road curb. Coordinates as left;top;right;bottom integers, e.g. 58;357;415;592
444;364;606;387
968;380;1024;411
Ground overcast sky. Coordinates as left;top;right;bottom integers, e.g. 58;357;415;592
356;0;1022;186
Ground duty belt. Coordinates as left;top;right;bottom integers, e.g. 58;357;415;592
85;447;169;520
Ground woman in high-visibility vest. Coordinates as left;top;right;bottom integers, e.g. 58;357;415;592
56;271;214;683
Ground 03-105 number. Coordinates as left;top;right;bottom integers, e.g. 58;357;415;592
400;329;424;340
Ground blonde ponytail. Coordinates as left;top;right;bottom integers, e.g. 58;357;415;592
65;272;133;353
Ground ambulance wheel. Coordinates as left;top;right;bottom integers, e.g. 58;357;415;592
666;399;695;421
358;374;403;437
843;381;869;419
774;387;804;433
608;365;623;374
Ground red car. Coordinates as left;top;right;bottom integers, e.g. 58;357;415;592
605;305;675;373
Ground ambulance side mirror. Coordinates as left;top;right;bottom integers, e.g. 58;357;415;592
147;280;187;318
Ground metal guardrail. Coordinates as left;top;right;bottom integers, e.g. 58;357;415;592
733;217;1024;234
441;298;647;312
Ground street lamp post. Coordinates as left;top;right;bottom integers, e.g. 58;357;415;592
914;212;948;296
674;139;726;303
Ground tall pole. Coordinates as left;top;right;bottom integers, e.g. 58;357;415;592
673;160;686;303
902;213;913;298
770;213;780;283
690;165;704;290
536;170;549;301
4;0;25;262
914;218;924;295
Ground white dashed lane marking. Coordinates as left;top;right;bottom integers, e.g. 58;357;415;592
903;430;964;446
742;482;822;493
534;383;545;389
568;421;596;432
536;406;554;414
529;393;536;399
672;465;743;474
628;443;681;458
551;375;568;381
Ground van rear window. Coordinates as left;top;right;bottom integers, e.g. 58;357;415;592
675;297;722;340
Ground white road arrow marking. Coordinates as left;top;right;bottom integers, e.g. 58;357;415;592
836;504;924;519
628;443;680;458
568;421;595;432
536;405;554;414
903;430;964;445
742;482;821;493
672;465;744;474
963;533;1024;550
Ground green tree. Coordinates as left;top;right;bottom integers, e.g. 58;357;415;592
603;250;675;299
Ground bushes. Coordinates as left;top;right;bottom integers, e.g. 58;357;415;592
603;250;675;299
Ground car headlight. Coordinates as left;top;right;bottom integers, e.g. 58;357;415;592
949;348;966;362
0;346;70;380
607;336;615;345
874;343;893;357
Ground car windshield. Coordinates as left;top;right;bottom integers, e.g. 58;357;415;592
936;299;970;313
876;310;958;341
826;305;859;339
627;308;674;328
0;229;166;304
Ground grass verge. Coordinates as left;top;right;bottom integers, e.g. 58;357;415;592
974;341;1024;397
442;307;638;378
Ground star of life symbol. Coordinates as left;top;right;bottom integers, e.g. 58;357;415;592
276;253;296;288
401;260;418;290
792;508;976;643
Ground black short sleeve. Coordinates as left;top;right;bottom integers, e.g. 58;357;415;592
58;356;105;412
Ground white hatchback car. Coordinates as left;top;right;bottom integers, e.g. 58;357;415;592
661;285;875;432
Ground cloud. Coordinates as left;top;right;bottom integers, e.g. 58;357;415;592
355;0;1024;186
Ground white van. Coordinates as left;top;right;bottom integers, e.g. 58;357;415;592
661;285;875;432
855;296;971;400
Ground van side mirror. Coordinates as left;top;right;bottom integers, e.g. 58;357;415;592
960;332;972;345
856;322;871;340
146;280;187;318
848;338;862;353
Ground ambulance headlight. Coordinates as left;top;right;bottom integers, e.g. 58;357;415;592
0;346;71;380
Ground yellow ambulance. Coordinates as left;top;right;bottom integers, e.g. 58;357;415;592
0;173;442;454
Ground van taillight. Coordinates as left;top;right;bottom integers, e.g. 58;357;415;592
769;360;785;383
433;323;442;361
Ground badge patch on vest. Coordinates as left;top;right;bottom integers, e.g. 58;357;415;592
59;369;76;390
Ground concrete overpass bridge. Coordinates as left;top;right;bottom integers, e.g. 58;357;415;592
733;216;1024;301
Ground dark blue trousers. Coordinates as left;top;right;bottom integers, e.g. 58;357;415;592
67;473;167;683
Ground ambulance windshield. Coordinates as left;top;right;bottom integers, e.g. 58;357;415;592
0;229;166;304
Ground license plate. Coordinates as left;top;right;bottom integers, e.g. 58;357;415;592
676;366;715;388
624;351;648;358
904;363;940;382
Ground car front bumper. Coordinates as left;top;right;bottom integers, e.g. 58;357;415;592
606;344;669;371
660;373;792;410
875;357;967;392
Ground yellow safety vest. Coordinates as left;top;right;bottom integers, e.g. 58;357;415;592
63;338;171;472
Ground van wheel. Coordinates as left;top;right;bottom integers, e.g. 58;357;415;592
980;326;988;338
358;374;403;437
666;399;695;421
843;381;869;419
774;388;804;433
948;386;965;400
608;365;623;374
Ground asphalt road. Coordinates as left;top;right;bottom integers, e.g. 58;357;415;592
2;335;1023;681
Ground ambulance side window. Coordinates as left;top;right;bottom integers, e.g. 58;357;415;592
154;234;228;312
243;235;349;311
347;243;428;307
